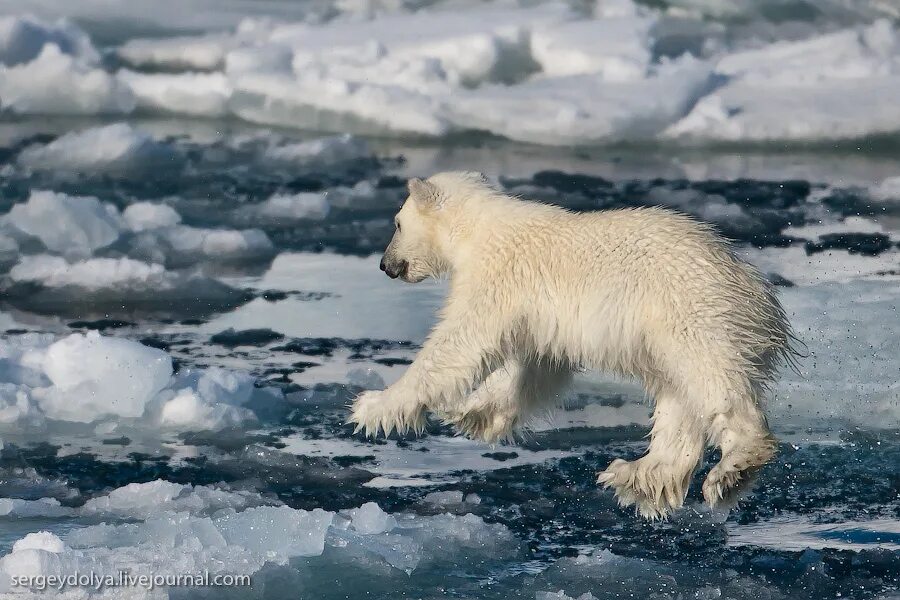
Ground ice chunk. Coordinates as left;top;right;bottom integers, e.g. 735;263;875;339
346;367;385;390
9;255;167;290
130;225;275;268
264;134;371;166
215;505;334;558
17;123;181;175
0;497;73;518
11;531;65;554
0;383;39;426
451;58;712;145
37;331;172;422
119;69;231;117
0;44;134;114
347;502;397;534
531;15;652;79
154;366;260;430
254;192;331;221
122;201;181;232
118;32;233;71
157;387;256;430
870;175;900;202
536;592;598;600
665;21;900;142
0;15;98;66
4;190;122;258
79;480;269;519
424;490;464;506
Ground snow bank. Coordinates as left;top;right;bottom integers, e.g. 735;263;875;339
0;332;278;431
0;481;517;596
17;123;182;174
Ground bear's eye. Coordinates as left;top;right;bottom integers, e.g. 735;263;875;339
395;220;401;232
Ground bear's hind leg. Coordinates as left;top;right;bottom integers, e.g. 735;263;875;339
598;389;704;520
446;357;571;443
703;407;776;508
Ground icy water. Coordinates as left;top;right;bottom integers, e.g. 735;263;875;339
0;115;897;600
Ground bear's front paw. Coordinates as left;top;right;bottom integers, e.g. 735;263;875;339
348;390;426;438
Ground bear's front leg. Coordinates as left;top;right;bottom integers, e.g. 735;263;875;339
445;357;572;443
349;308;505;438
349;388;426;438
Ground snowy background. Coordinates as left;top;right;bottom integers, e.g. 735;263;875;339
0;0;898;598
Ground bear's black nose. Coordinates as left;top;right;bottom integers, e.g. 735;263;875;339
382;259;408;279
379;257;387;272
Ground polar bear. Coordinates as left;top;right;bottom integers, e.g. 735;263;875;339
349;171;797;519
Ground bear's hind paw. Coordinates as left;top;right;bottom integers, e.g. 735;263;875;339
598;457;691;521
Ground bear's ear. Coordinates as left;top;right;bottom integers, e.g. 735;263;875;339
407;178;442;210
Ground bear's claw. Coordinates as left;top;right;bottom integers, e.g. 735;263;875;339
348;390;426;438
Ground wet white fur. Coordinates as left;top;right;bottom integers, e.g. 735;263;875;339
349;171;795;519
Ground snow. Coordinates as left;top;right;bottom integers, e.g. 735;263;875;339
3;190;121;259
17;123;181;174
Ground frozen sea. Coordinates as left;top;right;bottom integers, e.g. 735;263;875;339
0;1;899;599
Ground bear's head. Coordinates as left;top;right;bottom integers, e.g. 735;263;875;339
380;172;489;283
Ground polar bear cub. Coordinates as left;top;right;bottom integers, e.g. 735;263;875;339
349;171;796;519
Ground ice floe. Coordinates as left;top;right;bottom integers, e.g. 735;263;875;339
3;190;121;259
3;5;900;144
16;123;182;175
0;480;518;596
0;331;279;432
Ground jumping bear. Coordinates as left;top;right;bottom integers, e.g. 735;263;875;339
349;171;796;519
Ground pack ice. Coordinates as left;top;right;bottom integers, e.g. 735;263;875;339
2;2;900;144
0;479;517;599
